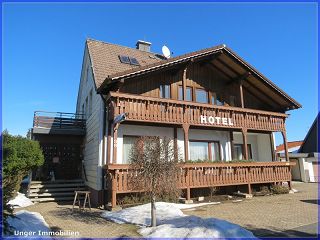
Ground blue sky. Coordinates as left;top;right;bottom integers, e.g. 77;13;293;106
2;2;318;146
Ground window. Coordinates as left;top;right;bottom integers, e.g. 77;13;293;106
234;144;252;160
189;141;221;161
119;55;130;64
230;96;236;107
89;90;93;116
190;142;209;161
123;136;138;164
160;84;171;98
178;86;192;101
195;89;208;103
129;57;140;66
216;94;224;106
118;55;140;66
211;142;221;161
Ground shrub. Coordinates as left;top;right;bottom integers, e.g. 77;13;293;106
2;130;44;234
271;185;289;194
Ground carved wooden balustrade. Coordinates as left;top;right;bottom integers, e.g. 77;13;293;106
106;92;287;132
104;162;295;207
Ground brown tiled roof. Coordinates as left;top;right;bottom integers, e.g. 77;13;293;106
276;141;303;152
86;39;162;89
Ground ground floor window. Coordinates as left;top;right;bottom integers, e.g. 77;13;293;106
189;141;221;161
234;144;252;160
123;136;139;163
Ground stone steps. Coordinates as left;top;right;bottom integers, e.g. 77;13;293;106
28;179;86;203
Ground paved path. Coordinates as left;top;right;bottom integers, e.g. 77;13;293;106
183;182;318;238
19;182;318;238
20;202;139;238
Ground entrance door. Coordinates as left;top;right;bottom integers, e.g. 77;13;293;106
40;143;81;180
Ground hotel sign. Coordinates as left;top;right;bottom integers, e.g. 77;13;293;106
200;115;234;126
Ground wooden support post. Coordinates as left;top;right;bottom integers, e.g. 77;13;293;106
174;127;178;160
182;67;187;100
270;133;275;161
182;124;190;161
230;131;235;160
113;123;120;164
111;170;118;208
107;121;112;164
239;80;244;108
186;168;191;200
242;128;248;160
281;130;289;162
248;183;252;195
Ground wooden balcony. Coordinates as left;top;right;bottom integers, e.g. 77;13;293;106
33;111;86;135
106;92;287;132
104;161;295;207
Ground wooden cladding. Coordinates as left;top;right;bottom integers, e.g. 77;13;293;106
105;162;294;207
106;92;287;132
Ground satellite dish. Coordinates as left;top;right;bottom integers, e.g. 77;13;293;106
162;45;171;59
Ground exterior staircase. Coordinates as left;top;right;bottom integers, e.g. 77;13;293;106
28;179;86;202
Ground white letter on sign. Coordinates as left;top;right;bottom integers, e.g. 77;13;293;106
222;118;228;125
200;115;207;124
208;116;215;124
228;118;234;126
215;117;221;124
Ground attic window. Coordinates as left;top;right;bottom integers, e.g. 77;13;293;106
118;55;140;66
129;57;140;66
119;55;130;64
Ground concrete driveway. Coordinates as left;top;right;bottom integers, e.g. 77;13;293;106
183;182;318;238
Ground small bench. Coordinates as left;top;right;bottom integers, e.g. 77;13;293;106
72;190;91;211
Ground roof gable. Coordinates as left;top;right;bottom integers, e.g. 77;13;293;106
86;38;301;111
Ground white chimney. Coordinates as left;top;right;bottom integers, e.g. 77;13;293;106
136;40;151;52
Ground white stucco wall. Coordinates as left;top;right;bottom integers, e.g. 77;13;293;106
76;47;104;190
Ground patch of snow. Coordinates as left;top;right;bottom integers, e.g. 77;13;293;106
102;202;255;238
7;192;34;208
6;210;51;237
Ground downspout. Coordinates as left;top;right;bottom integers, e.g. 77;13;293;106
101;99;107;208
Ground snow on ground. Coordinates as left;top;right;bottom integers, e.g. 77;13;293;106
102;202;255;238
6;210;51;237
7;192;34;208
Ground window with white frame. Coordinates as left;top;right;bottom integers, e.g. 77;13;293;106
189;141;221;161
123;136;139;164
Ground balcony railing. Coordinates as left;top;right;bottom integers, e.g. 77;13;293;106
106;92;287;132
33;111;86;135
104;161;295;207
